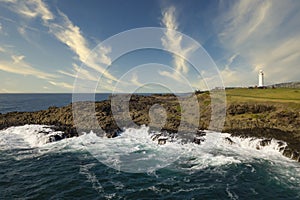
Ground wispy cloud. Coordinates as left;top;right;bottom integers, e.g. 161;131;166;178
160;6;197;82
1;0;53;21
0;54;57;79
48;81;73;89
2;0;117;86
58;63;98;82
131;72;144;87
217;0;300;84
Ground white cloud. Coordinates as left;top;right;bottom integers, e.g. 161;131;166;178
160;6;197;78
47;10;116;82
131;72;143;87
1;0;53;21
48;81;73;89
2;0;117;85
217;0;300;85
4;0;117;91
58;63;98;82
0;54;57;79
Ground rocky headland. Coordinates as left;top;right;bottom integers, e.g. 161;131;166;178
0;89;299;162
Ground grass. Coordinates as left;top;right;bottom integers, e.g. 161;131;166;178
226;88;300;103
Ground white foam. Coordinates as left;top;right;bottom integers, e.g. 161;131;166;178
0;124;299;179
0;124;63;150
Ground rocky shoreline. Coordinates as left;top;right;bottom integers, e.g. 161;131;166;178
0;93;299;162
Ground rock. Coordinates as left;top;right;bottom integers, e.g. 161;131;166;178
151;134;161;141
224;137;235;145
292;151;300;161
259;139;272;147
0;93;299;163
48;134;63;143
157;136;168;145
106;131;118;138
193;136;205;144
277;141;285;147
279;147;285;152
196;130;206;137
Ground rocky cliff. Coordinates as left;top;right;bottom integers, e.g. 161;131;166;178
0;92;299;162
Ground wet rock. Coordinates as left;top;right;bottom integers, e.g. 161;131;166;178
277;141;285;147
259;139;272;147
193;136;205;144
158;136;167;145
151;134;161;141
48;134;64;143
196;130;206;137
224;137;235;145
106;131;118;138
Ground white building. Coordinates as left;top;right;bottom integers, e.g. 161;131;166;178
258;70;264;87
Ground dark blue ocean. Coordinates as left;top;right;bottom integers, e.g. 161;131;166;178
0;93;111;114
0;94;299;199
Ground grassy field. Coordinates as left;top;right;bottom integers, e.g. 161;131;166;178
226;88;300;102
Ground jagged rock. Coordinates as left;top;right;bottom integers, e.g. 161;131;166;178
151;134;161;141
292;151;300;161
279;146;285;152
193;136;205;144
277;141;285;147
224;137;235;145
196;130;206;137
106;131;118;138
158;136;168;145
259;139;272;147
48;134;63;143
0;93;299;162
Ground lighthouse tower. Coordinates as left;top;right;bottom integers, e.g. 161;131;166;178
258;70;264;87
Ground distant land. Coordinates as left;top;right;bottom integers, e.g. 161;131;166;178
269;81;300;89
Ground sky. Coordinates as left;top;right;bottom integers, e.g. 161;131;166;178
0;0;299;93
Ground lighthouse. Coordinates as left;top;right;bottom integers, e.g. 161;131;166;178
258;70;264;87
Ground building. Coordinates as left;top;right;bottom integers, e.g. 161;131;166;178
258;70;264;87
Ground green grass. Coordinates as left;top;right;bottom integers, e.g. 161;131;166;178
226;88;300;103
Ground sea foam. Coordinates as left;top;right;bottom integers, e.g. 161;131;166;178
0;124;297;173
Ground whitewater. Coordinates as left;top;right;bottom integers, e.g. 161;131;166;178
1;124;300;199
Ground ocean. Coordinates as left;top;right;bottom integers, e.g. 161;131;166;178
0;94;299;199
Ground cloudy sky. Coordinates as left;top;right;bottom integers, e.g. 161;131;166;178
0;0;299;93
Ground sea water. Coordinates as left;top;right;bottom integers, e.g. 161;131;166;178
0;125;299;199
0;94;300;199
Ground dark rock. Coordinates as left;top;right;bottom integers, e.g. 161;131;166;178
279;147;285;152
158;137;167;145
106;131;118;138
259;139;272;147
196;130;206;137
193;136;205;144
151;134;161;141
224;137;235;145
48;134;63;143
283;149;293;158
277;141;285;147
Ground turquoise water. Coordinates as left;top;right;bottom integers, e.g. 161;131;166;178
1;148;299;199
0;94;299;199
0;125;299;199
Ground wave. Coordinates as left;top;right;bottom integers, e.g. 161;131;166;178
0;124;298;173
1;125;300;198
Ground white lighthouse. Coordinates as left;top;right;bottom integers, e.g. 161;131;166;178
258;70;264;87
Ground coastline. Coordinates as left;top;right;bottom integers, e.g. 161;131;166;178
0;89;299;162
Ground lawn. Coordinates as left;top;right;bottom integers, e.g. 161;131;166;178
225;88;300;108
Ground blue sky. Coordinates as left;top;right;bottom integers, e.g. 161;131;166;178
0;0;299;93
